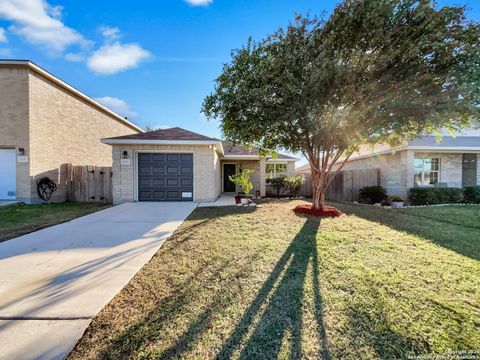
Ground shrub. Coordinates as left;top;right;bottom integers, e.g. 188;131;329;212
266;177;286;196
283;176;305;197
464;186;480;204
408;187;464;205
359;185;387;204
390;195;403;202
229;169;254;195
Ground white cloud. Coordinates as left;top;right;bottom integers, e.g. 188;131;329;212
99;25;120;41
184;0;213;6
65;52;85;62
0;27;7;42
95;96;138;118
0;0;89;53
87;42;151;75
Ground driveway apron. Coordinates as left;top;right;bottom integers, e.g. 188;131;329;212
0;202;197;360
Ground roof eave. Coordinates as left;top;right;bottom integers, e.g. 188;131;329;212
101;139;223;146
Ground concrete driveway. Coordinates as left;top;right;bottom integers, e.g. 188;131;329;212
0;202;197;360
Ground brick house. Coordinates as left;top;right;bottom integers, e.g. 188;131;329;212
0;60;142;203
296;128;480;201
102;128;297;203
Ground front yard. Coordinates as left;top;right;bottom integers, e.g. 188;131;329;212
69;201;479;359
0;202;111;242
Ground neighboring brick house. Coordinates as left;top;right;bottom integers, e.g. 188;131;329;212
0;60;143;203
296;128;480;201
102;127;297;203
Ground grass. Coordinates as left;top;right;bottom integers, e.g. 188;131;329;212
0;202;111;242
68;200;480;360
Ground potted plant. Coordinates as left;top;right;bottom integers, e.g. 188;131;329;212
391;195;404;208
229;169;254;205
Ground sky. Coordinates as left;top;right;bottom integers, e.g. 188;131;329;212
0;0;479;165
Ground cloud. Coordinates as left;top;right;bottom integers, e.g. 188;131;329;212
0;27;7;42
184;0;213;6
87;42;151;75
0;0;89;53
95;96;138;118
99;25;120;41
65;52;85;62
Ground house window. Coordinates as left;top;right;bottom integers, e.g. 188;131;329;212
414;158;440;185
266;163;287;180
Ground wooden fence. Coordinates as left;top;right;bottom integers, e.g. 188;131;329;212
59;164;113;203
300;168;381;202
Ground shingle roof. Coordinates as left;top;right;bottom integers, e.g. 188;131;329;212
104;127;219;141
221;141;297;160
408;136;480;147
104;127;297;160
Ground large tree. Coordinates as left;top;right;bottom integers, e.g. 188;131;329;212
203;0;480;210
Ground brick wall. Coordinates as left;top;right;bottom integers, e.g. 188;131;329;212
28;70;139;202
111;144;220;203
0;67;31;202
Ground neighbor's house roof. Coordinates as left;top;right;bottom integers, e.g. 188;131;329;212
407;136;480;149
345;135;480;162
102;127;298;161
295;134;480;174
0;59;144;133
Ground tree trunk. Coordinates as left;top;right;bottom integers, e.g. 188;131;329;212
310;166;327;210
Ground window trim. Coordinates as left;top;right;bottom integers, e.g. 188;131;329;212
266;162;288;179
414;157;441;186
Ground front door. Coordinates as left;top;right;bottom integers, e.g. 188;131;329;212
223;164;237;192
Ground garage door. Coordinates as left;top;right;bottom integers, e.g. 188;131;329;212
0;149;16;200
138;153;193;201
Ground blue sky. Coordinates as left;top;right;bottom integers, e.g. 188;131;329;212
0;0;478;163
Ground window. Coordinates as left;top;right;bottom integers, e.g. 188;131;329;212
414;158;440;185
266;163;287;180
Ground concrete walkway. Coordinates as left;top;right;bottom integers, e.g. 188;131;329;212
0;202;197;360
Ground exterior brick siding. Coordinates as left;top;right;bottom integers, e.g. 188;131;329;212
0;63;140;203
111;144;221;203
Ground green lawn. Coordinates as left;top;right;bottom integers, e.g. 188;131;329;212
68;201;479;360
0;202;111;242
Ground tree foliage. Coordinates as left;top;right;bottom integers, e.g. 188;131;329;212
203;0;480;209
229;169;254;195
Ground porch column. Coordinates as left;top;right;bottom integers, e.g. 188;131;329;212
400;150;415;201
259;158;266;196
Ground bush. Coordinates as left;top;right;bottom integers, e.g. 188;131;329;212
283;176;305;197
359;185;387;204
266;177;286;196
464;186;480;204
408;187;464;205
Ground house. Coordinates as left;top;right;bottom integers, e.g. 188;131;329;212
0;60;142;203
102;127;297;203
296;128;480;201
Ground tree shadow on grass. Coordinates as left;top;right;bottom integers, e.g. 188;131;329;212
90;216;331;360
334;203;480;261
215;216;331;360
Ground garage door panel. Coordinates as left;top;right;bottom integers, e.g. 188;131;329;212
0;149;16;200
138;153;193;201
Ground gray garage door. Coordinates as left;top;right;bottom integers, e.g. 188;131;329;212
138;153;193;201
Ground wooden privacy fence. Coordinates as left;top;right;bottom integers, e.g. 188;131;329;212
300;168;381;202
59;164;113;203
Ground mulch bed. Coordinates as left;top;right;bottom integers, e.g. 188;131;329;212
293;204;343;218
